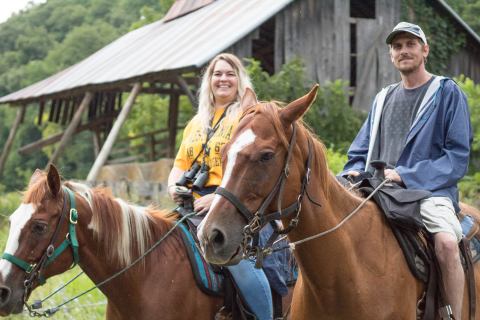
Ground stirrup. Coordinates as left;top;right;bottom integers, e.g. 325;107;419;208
438;305;455;320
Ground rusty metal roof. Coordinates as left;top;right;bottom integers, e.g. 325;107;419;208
0;0;294;104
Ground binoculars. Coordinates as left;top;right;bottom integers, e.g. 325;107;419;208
176;162;210;191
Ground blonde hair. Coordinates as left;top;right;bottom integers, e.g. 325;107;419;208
197;53;253;132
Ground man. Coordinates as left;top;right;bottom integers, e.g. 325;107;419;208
342;22;472;319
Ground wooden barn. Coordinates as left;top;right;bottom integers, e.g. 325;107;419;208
1;0;479;191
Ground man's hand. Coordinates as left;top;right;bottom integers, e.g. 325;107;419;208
346;171;360;177
385;169;402;183
194;193;215;215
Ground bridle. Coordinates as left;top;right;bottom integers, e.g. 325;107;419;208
215;122;315;266
1;187;79;313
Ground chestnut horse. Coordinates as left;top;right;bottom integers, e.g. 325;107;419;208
0;165;222;319
198;86;480;319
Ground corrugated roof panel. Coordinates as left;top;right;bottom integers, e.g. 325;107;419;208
0;0;294;104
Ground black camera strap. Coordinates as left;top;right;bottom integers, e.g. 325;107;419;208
189;107;228;170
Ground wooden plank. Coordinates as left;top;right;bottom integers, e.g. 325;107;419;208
168;91;179;158
87;83;142;182
60;99;70;125
0;106;26;177
92;130;100;159
18;116;115;155
48;100;57;122
47;92;93;168
176;75;196;107
38;101;45;125
54;99;63;123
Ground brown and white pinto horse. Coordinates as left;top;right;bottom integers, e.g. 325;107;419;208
198;86;480;319
0;165;222;319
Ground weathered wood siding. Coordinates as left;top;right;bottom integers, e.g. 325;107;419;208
352;0;401;111
447;45;480;82
275;0;350;83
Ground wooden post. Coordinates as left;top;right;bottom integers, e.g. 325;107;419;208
47;92;93;168
176;75;196;107
92;130;101;159
87;83;142;182
0;106;26;177
167;90;179;158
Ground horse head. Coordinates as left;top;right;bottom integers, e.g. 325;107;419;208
198;85;319;265
0;165;77;316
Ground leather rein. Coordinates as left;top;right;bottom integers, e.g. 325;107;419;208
215;122;315;266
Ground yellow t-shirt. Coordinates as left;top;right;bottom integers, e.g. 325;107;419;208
174;108;240;187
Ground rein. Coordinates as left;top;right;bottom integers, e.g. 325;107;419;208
272;178;391;253
2;186;194;318
215;122;315;266
25;211;195;318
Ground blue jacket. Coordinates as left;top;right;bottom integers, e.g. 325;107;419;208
342;77;472;212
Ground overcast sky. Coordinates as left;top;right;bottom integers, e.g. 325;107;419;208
0;0;46;24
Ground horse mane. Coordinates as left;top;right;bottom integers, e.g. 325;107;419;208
24;174;176;268
65;181;177;267
251;101;331;198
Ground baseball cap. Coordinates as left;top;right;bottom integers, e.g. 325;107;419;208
386;22;427;45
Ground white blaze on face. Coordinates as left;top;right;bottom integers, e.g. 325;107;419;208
198;129;256;240
0;203;35;279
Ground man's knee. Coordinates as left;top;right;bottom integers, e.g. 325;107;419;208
434;232;460;264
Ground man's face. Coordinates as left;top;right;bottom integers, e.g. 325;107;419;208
389;33;429;75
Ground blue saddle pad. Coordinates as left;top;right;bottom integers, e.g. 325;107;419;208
177;223;224;296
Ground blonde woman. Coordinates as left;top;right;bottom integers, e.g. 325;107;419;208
167;53;273;320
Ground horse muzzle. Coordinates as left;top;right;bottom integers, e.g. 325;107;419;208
199;225;244;266
0;284;23;316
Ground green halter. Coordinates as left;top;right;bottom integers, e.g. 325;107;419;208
1;187;79;283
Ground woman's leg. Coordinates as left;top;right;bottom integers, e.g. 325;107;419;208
227;259;273;320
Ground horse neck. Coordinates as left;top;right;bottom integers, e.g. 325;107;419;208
286;135;383;277
73;194;186;300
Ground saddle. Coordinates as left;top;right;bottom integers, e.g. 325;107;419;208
345;161;477;320
175;205;291;320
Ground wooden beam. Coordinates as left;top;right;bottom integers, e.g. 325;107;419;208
92;130;101;159
87;83;142;182
47;92;93;168
19;115;115;155
0;106;26;177
168;90;179;158
38;101;45;125
176;75;197;107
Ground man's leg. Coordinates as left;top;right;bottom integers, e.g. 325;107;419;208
434;232;464;319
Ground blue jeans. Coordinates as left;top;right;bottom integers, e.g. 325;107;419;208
227;259;273;320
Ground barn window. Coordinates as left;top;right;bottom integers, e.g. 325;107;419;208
350;0;376;19
252;17;275;75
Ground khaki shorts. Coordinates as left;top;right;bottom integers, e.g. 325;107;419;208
420;197;462;242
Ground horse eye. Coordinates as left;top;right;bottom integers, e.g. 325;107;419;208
259;152;274;162
32;222;48;235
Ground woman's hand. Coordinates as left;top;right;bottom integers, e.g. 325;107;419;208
168;185;183;205
194;193;215;215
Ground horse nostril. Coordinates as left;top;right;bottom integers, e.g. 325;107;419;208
0;286;11;306
210;228;225;250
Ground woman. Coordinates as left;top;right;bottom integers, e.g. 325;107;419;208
167;53;273;320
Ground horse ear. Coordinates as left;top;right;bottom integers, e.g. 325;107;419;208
280;84;319;125
240;87;258;111
47;164;61;197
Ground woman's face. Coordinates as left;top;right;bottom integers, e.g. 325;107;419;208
210;59;239;106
